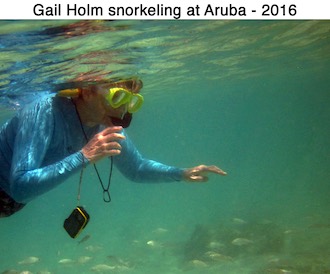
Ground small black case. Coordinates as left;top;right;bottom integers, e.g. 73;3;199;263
63;206;90;238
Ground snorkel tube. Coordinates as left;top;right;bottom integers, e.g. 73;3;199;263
57;88;80;97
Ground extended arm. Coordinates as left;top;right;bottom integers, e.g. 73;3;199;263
81;127;226;184
114;130;184;182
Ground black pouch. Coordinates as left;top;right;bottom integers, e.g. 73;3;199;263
63;206;90;238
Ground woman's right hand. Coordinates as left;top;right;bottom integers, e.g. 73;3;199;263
81;126;126;163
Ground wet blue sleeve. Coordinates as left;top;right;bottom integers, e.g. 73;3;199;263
114;131;184;183
10;101;87;203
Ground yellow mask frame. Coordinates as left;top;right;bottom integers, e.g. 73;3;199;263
57;87;144;113
105;87;144;113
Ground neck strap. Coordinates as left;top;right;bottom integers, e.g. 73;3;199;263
72;98;113;203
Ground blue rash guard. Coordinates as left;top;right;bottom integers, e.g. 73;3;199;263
0;94;184;204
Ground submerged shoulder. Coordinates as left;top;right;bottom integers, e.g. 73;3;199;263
16;94;59;123
21;93;54;111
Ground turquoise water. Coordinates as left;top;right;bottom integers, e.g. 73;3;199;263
0;20;329;274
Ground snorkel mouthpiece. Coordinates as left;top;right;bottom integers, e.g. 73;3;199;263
110;113;133;128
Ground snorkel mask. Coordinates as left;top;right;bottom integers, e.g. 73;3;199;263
105;87;144;113
57;80;144;128
104;87;144;128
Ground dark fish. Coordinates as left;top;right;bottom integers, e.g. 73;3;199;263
78;234;91;244
1;270;19;274
309;223;330;229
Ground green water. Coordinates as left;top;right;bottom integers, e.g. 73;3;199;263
0;20;329;274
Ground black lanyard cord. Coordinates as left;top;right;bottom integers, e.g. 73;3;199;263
77;158;84;205
92;157;113;203
72;98;113;203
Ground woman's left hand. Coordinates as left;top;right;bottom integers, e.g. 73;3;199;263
183;165;227;182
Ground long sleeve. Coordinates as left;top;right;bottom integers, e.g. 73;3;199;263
3;95;184;204
9;98;87;203
114;130;184;183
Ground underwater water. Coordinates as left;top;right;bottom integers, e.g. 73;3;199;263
0;20;329;274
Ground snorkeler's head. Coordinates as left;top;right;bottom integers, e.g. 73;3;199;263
56;76;143;128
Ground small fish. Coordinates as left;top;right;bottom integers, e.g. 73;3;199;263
90;264;116;272
204;251;233;262
266;268;292;274
190;259;208;268
232;218;247;224
78;234;91;244
58;258;75;264
18;256;40;265
85;245;103;253
146;240;162;248
77;256;92;264
208;240;225;249
231;238;253;246
152;227;168;234
279;269;292;274
146;240;156;246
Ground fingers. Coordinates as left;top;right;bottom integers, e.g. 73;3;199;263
98;133;126;144
82;126;126;163
95;127;126;144
189;174;209;183
197;165;227;176
99;141;122;154
97;126;124;138
97;128;126;152
100;126;123;135
208;165;227;176
184;164;227;183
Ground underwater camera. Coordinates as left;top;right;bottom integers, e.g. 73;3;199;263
63;206;90;238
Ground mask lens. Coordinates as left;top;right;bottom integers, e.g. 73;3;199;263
128;94;144;113
112;91;126;105
107;88;130;108
107;88;144;113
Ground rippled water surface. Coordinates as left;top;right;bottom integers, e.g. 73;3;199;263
0;20;329;274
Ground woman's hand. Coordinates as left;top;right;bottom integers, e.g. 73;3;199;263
183;165;227;182
82;126;126;163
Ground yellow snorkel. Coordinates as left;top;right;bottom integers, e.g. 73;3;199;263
57;88;80;97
